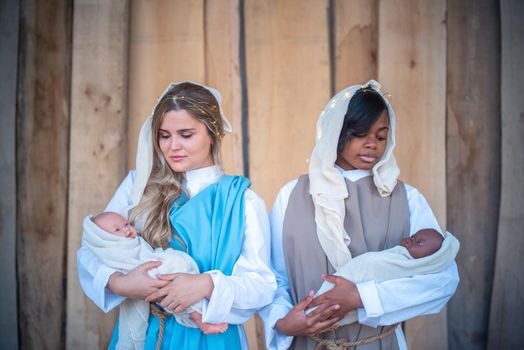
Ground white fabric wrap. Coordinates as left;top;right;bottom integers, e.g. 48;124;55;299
312;232;460;326
106;81;231;349
129;81;233;215
309;79;400;270
82;216;201;350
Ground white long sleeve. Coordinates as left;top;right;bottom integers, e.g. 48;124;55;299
261;170;459;350
76;171;136;312
77;167;276;326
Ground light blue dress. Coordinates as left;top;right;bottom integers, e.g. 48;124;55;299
109;175;250;350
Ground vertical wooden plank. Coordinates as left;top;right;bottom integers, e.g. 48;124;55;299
16;0;72;348
333;0;378;91
0;0;19;348
446;1;501;349
488;0;524;347
66;1;128;348
127;0;205;170
245;0;331;206
205;0;244;176
378;0;448;349
205;1;267;348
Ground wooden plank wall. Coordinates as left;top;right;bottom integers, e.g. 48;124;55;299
66;1;129;348
205;0;244;175
488;0;524;347
127;0;205;170
0;0;20;348
333;0;378;90
3;0;523;349
378;1;448;349
446;1;501;349
16;0;72;349
245;0;331;204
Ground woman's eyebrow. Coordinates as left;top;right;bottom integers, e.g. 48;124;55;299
158;128;196;133
378;126;390;132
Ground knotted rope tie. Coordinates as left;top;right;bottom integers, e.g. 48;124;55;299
310;323;399;350
150;303;170;350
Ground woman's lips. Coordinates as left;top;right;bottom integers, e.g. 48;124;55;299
358;154;376;163
170;155;186;161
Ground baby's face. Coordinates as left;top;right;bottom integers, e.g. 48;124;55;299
401;229;443;259
95;213;137;238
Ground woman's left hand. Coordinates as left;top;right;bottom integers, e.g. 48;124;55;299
144;273;214;313
308;274;364;320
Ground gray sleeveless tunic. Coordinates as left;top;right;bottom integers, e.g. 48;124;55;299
283;175;410;350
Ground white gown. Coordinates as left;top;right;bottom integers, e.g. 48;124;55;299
77;165;277;349
259;168;460;350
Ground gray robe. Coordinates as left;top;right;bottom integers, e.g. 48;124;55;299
283;175;410;350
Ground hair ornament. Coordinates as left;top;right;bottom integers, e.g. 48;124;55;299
361;79;382;92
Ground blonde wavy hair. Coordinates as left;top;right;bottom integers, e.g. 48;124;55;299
129;82;224;248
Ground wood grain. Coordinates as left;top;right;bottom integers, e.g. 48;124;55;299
66;1;129;348
378;0;448;348
245;0;331;207
488;0;524;348
205;0;244;176
446;1;501;349
333;0;378;91
0;0;20;348
127;0;205;170
16;0;72;348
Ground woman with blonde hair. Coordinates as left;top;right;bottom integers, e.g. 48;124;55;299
77;81;276;349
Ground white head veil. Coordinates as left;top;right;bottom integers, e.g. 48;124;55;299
308;79;400;270
127;81;233;217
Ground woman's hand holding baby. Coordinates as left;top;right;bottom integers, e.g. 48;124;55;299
276;291;342;336
146;273;214;313
108;261;170;299
309;275;363;321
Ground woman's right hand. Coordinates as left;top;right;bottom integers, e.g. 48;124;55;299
275;291;342;337
107;261;170;300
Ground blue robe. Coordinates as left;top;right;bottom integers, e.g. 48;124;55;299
110;175;250;350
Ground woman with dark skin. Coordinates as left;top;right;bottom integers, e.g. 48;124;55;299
260;80;459;350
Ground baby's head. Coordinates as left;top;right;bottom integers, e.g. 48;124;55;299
401;229;443;259
92;211;137;239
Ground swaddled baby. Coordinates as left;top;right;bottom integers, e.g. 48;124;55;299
308;229;459;326
84;212;228;349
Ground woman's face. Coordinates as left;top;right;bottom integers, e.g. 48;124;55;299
335;110;389;170
158;109;214;173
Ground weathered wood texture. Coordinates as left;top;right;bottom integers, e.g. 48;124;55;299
16;0;72;349
205;0;244;176
0;0;19;348
488;0;524;348
377;0;448;348
5;1;522;349
446;1;501;349
245;0;331;206
204;1;267;347
66;1;128;348
333;0;378;91
127;0;205;170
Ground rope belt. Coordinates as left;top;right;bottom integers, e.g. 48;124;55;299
150;303;170;350
310;323;399;350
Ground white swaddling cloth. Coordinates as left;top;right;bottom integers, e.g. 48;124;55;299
82;215;201;350
308;232;460;326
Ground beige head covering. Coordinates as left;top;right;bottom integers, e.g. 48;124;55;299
308;79;400;270
128;81;232;215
